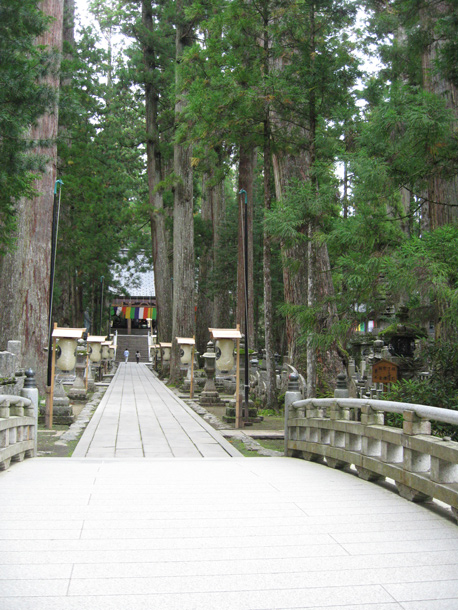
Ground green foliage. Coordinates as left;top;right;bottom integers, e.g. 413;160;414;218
384;340;458;440
55;24;149;326
0;0;54;254
359;83;457;197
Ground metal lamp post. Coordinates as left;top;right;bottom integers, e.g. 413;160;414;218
45;179;64;428
99;276;104;335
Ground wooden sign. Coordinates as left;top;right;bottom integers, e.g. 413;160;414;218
372;359;398;384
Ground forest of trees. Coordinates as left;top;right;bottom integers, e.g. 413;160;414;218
1;0;458;402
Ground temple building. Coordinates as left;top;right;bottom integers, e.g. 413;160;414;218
110;251;156;337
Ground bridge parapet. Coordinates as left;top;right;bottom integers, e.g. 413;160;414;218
0;395;35;471
287;397;458;523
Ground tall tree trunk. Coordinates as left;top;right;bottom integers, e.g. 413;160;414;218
196;173;215;356
262;9;277;409
142;0;172;342
237;143;255;347
421;1;458;230
306;223;316;398
263;117;277;409
196;166;229;354
170;0;195;381
0;0;63;392
63;0;74;47
55;0;75;329
272;149;309;367
273;4;342;394
212;165;230;329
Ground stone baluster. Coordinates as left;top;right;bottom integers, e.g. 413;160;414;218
0;398;10;470
284;374;302;456
327;399;346;468
430;437;458;486
21;369;38;457
397;410;432;502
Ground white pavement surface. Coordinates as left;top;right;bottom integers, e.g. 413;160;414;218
1;365;458;609
73;364;240;458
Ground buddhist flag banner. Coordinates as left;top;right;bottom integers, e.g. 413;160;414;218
110;306;157;320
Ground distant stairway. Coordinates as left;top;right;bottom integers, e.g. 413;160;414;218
116;334;150;363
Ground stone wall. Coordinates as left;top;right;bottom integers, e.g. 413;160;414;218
0;341;35;470
0;340;25;397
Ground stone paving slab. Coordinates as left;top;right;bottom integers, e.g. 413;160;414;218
72;363;240;458
1;457;458;609
2;367;458;608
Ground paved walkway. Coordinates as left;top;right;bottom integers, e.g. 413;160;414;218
1;364;458;609
72;364;239;459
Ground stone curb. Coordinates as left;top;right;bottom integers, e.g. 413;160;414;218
179;393;283;457
55;387;107;446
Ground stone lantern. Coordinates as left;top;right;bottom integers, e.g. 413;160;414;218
176;337;196;394
150;344;160;369
53;328;85;372
68;340;88;401
51;328;86;424
176;337;195;366
87;335;106;363
101;342;110;361
159;342;172;375
215;339;234;372
200;341;223;406
87;335;107;383
160;343;172;362
379;307;426;359
209;328;240;373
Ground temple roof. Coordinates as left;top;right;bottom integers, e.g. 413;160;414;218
111;251;156;298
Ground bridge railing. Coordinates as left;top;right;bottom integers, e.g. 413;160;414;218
0;396;35;471
286;397;458;523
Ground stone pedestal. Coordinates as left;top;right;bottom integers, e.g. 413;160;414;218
51;378;73;425
68;345;88;401
200;342;223;406
86;361;96;392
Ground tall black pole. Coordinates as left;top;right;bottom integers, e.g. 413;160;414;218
99;276;105;336
239;189;249;418
47;179;64;387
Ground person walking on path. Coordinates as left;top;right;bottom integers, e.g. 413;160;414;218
136;350;140;364
124;348;129;363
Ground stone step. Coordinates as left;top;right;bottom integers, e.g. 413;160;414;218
115;334;149;362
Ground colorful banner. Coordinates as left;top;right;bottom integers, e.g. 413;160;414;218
111;306;156;320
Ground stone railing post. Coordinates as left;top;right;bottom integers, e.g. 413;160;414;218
398;410;432;502
69;342;88;401
334;373;349;399
284;373;302;456
21;369;39;456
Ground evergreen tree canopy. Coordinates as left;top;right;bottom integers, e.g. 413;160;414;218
0;0;55;254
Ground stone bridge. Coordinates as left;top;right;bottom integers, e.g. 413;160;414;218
1;363;458;609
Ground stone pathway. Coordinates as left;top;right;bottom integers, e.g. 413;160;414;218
72;363;240;458
1;364;458;609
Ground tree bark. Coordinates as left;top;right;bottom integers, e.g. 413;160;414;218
420;1;458;230
212;167;230;329
142;0;173;342
272;3;342;393
272;150;309;367
237;143;255;348
170;0;195;381
263;118;277;409
0;0;63;392
196;173;215;356
195;163;228;355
